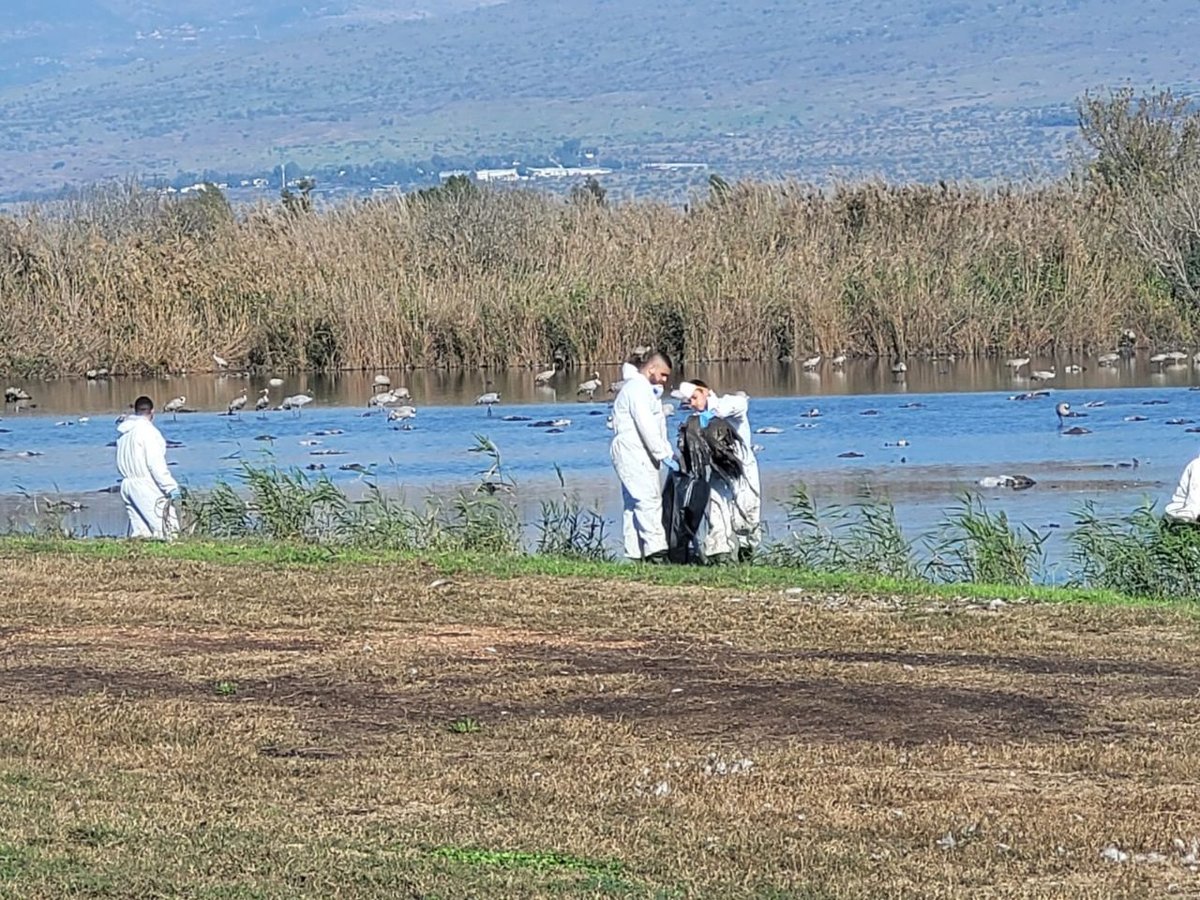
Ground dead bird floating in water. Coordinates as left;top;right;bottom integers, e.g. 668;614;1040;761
977;474;1037;491
1010;390;1051;401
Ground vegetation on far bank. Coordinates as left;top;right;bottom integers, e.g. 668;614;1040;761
5;90;1200;377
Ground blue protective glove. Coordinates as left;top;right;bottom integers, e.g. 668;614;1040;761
662;457;680;473
167;488;183;502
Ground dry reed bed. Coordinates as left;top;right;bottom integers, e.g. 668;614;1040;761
0;179;1191;378
1;553;1199;897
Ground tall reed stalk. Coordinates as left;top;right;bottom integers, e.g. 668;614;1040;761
0;176;1188;376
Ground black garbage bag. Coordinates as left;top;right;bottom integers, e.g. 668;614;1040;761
662;468;710;564
663;414;748;564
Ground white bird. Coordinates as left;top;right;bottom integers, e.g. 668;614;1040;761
387;405;417;428
577;372;602;399
475;391;501;416
368;390;399;408
1167;350;1189;365
227;390;248;416
372;374;391;393
1150;352;1170;368
164;395;186;421
268;377;285;387
4;387;31;403
535;365;556;384
280;393;313;414
1005;357;1030;373
891;360;908;376
212;352;229;371
1097;352;1120;367
831;353;847;367
254;388;271;416
1029;366;1056;382
801;355;822;371
1063;364;1084;374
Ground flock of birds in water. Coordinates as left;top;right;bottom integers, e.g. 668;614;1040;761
3;339;1199;496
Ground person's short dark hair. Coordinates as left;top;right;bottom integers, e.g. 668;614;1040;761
641;348;672;371
690;378;709;391
626;345;652;367
133;396;154;415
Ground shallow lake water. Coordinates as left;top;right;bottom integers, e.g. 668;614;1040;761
2;354;1198;569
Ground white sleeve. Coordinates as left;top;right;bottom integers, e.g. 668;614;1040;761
146;430;179;494
631;385;673;462
710;393;749;422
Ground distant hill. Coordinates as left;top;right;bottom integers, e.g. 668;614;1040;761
1;0;1198;198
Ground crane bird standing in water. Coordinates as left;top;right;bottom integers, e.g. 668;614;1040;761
1029;366;1056;382
577;372;602;399
227;390;248;416
280;393;313;415
388;405;417;429
1005;357;1030;374
254;388;271;417
212;352;229;371
475;391;501;416
1055;401;1086;427
801;355;822;371
164;395;186;421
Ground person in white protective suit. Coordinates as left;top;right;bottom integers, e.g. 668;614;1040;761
1164;448;1200;524
675;379;762;561
116;395;181;539
610;349;676;562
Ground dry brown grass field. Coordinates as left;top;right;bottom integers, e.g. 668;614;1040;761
2;549;1200;898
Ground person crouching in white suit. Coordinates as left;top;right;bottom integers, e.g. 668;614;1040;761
610;349;676;562
1165;449;1200;525
116;395;181;539
677;379;762;561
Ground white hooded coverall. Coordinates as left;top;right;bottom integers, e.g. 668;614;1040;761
116;416;180;539
1165;454;1200;522
610;368;673;558
699;393;762;558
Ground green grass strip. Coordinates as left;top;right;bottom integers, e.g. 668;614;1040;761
0;535;1183;609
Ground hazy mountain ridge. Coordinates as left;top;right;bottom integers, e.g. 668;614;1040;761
0;0;1197;198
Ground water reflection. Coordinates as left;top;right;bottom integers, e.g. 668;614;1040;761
4;353;1200;416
